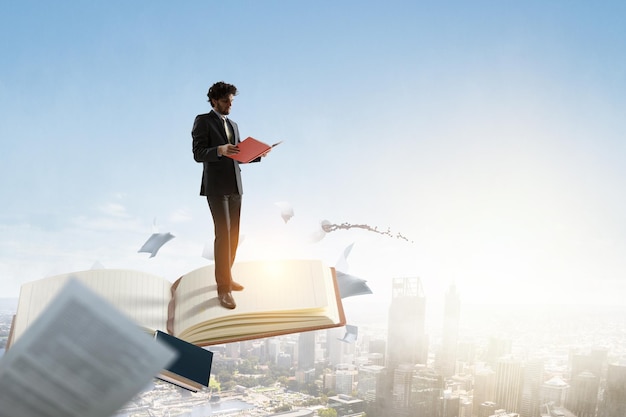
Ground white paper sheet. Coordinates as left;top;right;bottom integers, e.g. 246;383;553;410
0;279;176;417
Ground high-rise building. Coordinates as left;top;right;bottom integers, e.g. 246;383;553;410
335;368;357;395
358;364;386;403
249;341;267;362
296;368;316;385
369;338;386;364
457;341;476;367
440;390;461;417
599;363;626;417
540;376;568;408
478;401;498;417
565;370;599;417
519;358;544;417
368;352;385;366
494;357;522;414
486;337;512;367
298;331;316;371
410;367;443;417
284;340;297;361
386;277;428;416
224;341;240;358
267;339;281;364
387;277;428;369
327;326;355;367
391;363;415;416
323;371;336;392
437;284;461;379
459;398;473;417
277;352;292;369
473;367;496;417
570;349;607;381
450;373;473;392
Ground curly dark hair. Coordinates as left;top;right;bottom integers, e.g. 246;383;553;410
207;81;238;104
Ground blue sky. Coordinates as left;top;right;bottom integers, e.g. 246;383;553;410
1;1;626;314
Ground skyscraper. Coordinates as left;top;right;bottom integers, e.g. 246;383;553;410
384;277;429;416
359;364;386;403
335;364;358;395
566;348;606;417
298;331;316;371
494;357;523;414
473;367;496;417
540;375;568;408
599;363;626;417
440;390;461;417
410;366;444;417
519;358;544;417
369;339;386;364
565;371;599;417
478;401;498;417
326;326;356;367
437;284;461;379
486;337;512;368
387;277;428;369
392;363;415;416
570;349;607;382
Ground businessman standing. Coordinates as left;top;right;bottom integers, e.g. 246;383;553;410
192;81;264;309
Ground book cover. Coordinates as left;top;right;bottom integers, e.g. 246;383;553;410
154;330;213;392
228;137;280;163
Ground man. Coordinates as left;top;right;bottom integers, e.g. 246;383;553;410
192;81;265;309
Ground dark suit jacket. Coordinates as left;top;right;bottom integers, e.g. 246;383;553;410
192;110;243;196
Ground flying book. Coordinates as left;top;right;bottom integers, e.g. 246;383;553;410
8;259;345;349
155;330;213;392
228;136;282;163
0;279;176;417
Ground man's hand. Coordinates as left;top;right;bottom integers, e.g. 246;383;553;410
261;148;271;157
218;144;240;157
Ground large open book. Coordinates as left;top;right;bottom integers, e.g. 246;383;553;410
8;259;345;348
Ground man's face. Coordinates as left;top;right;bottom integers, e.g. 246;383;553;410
213;94;234;115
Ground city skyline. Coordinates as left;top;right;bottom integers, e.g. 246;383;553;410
2;274;626;416
2;2;626;318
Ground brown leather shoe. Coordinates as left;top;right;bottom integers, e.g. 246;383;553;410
231;281;245;291
218;292;236;309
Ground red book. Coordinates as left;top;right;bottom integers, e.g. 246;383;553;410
228;137;282;163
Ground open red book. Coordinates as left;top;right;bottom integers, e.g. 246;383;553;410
228;137;282;163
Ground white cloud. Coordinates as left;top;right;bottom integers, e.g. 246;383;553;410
99;202;130;218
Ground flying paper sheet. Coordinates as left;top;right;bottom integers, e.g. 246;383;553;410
309;220;331;243
338;324;358;344
0;279;176;417
274;201;294;223
202;240;214;261
335;242;355;273
138;232;175;258
336;271;373;298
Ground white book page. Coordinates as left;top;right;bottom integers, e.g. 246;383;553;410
11;269;171;344
173;259;333;337
0;279;176;417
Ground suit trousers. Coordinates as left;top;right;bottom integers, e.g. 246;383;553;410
207;194;242;294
